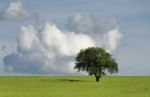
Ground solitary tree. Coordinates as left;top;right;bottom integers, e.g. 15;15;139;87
75;47;118;82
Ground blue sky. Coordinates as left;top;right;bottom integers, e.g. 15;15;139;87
0;0;150;75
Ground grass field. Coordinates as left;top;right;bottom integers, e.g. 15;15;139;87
0;76;150;97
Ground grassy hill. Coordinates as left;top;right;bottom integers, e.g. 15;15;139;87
0;76;150;97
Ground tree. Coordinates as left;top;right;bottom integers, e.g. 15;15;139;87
74;47;118;82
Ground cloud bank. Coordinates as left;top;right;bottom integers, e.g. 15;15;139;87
66;14;122;53
0;41;16;74
3;22;95;74
3;14;122;74
0;0;38;21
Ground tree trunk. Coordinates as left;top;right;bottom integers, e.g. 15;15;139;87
96;76;100;82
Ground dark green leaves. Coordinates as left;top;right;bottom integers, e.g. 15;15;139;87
75;47;118;76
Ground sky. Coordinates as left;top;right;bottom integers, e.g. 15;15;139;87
0;0;150;75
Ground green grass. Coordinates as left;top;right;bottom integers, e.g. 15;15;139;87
0;76;150;97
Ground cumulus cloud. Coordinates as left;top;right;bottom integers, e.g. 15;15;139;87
3;14;123;74
66;14;95;34
0;41;16;74
3;22;95;74
0;0;38;21
66;14;122;53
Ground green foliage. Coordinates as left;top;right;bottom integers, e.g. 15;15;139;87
0;76;150;97
75;47;118;81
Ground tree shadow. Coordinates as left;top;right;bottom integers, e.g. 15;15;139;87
58;79;91;82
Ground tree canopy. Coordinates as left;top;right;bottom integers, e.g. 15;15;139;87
75;47;118;82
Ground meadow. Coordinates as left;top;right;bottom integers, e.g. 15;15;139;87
0;76;150;97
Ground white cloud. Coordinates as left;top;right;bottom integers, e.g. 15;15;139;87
0;41;16;74
3;22;95;74
3;14;123;74
0;0;38;21
106;27;122;52
66;14;95;34
66;14;122;53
